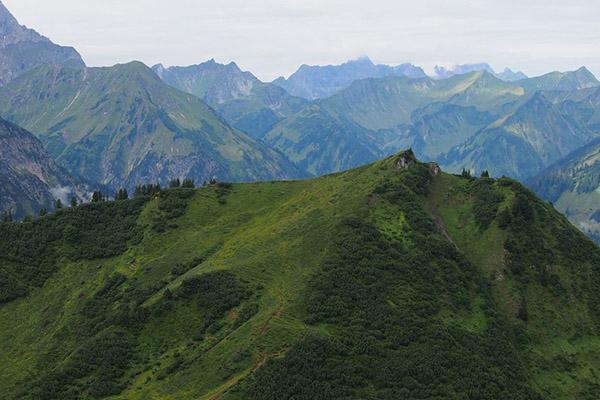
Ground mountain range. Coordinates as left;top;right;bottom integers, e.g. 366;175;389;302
272;56;427;99
0;62;305;192
433;63;528;81
3;2;600;398
152;60;307;138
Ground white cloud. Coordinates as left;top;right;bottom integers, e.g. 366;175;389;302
3;0;600;81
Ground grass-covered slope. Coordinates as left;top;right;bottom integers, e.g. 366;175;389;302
0;62;304;190
1;151;600;400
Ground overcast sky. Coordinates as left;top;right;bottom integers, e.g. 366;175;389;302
3;0;600;81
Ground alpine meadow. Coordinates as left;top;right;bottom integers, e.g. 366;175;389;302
1;1;600;399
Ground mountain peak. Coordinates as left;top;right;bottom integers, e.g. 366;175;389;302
0;1;84;85
348;56;375;66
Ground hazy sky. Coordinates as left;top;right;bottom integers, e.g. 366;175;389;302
3;0;600;81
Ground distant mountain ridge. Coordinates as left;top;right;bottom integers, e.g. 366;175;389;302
0;1;84;85
272;57;427;100
152;60;307;138
433;63;528;81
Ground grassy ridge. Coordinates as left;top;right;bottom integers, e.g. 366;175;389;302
1;152;600;399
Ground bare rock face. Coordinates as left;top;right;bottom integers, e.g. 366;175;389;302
428;162;441;176
0;117;85;218
0;1;85;85
395;150;417;170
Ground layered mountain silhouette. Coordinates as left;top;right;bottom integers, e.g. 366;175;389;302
152;60;307;138
272;56;427;99
433;63;527;81
0;62;305;191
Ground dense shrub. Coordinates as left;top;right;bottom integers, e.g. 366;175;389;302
0;198;147;303
177;270;252;334
471;178;505;229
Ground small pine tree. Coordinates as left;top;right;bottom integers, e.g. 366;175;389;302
461;168;472;179
182;179;195;189
91;191;105;203
70;196;78;208
39;208;48;217
169;178;182;188
54;198;63;210
116;188;129;201
2;210;12;223
480;170;490;178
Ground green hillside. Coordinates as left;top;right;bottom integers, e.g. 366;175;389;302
2;151;600;399
0;62;304;190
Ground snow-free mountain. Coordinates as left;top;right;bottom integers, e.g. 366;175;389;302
0;1;84;86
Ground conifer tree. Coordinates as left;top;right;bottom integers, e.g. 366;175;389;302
182;179;195;188
116;188;129;201
2;210;12;223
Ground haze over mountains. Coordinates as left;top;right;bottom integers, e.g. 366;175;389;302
0;1;600;243
4;3;600;399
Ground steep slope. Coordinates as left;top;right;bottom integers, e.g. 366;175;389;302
0;1;84;85
409;103;496;160
273;56;426;100
264;104;384;175
0;117;84;218
441;93;592;179
153;60;307;138
1;151;600;400
528;137;600;243
0;62;305;189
